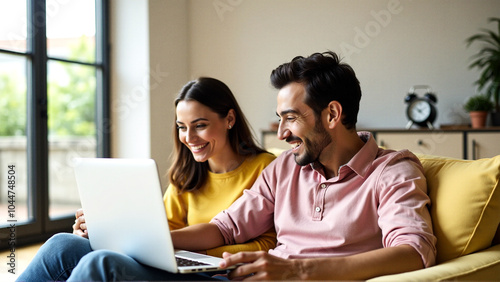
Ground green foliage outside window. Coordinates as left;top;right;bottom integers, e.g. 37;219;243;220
0;36;95;137
48;36;96;137
0;73;26;136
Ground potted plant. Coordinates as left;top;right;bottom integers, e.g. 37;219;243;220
466;17;500;126
463;94;494;128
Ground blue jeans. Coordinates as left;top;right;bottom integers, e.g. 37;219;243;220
16;233;221;281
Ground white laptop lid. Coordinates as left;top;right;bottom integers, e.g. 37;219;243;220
73;158;229;273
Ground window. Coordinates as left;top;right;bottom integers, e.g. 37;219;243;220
0;0;109;247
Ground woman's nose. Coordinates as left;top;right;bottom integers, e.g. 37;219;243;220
185;128;197;143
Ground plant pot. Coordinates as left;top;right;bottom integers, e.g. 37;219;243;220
491;111;500;126
469;111;488;128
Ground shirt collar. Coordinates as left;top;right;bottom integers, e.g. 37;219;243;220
340;131;379;178
306;131;379;180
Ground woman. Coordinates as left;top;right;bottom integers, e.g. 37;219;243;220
165;77;276;257
17;77;276;281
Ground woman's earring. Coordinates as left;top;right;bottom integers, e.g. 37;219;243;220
228;125;232;129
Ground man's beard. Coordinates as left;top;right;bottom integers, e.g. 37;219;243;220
293;120;332;166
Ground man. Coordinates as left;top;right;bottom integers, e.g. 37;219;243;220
172;51;436;280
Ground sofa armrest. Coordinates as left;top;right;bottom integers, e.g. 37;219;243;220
368;244;500;281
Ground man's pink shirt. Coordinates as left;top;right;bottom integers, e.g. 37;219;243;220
211;132;437;267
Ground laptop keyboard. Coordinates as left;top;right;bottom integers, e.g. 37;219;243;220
176;257;210;266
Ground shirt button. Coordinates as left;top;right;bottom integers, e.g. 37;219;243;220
315;207;321;212
321;184;327;189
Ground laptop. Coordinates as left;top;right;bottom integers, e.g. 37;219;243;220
73;157;235;273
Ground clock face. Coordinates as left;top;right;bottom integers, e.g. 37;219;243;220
408;100;431;122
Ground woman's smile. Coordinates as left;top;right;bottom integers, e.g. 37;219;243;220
189;143;209;153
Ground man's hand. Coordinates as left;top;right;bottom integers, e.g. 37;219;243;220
72;208;88;238
221;251;304;280
220;245;424;280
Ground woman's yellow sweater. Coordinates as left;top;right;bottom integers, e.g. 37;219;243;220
164;152;277;257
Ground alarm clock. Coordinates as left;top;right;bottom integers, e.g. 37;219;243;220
404;85;437;129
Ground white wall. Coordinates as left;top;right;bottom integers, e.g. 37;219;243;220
110;0;188;188
148;0;189;185
188;0;500;134
110;0;500;187
110;0;150;159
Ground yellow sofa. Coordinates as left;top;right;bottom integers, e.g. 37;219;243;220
371;154;500;281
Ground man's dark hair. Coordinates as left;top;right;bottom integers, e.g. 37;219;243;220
270;51;362;130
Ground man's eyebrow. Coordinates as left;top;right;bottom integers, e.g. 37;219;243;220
276;109;299;117
176;118;209;124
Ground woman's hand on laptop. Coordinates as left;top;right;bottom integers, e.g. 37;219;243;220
72;208;88;238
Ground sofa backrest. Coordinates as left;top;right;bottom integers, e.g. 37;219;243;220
416;154;500;263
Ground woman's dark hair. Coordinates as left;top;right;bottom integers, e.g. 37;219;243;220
169;77;267;193
270;51;361;130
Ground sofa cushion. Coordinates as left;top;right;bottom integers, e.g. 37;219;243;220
415;154;500;263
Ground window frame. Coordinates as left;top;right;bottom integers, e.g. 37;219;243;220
0;0;110;248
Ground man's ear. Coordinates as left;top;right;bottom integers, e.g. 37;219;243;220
326;101;342;129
